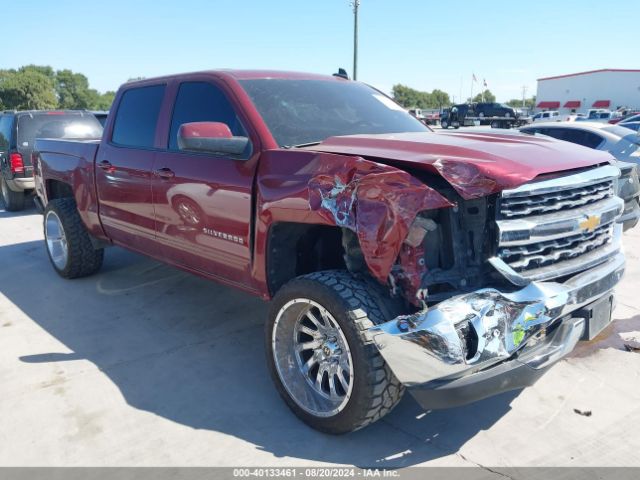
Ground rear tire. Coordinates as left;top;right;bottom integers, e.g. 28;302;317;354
44;198;104;278
266;270;405;434
1;177;25;211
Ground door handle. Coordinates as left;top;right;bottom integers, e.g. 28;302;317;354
98;160;115;173
154;167;175;179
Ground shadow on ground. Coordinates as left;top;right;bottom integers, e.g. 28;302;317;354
1;236;519;467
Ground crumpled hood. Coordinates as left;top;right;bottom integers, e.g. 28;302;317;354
308;131;615;199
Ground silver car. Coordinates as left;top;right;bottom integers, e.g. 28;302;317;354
520;121;640;230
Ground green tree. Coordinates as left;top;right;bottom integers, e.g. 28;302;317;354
506;96;537;109
19;64;55;79
392;84;429;109
392;84;452;109
430;89;450;109
0;69;57;109
471;89;496;103
55;69;93;109
94;91;116;110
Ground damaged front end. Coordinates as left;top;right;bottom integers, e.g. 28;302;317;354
367;164;626;408
369;252;623;408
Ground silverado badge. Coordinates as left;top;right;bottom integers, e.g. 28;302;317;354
579;215;601;232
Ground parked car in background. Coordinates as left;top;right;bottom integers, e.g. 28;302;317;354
610;109;640;124
90;111;109;127
474;102;517;118
619;122;640;132
532;111;560;122
0;110;102;211
619;113;640;126
32;69;627;433
577;110;621;123
408;108;439;126
521;121;640;230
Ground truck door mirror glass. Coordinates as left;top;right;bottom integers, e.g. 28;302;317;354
177;122;250;158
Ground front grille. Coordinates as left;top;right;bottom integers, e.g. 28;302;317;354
492;165;623;284
500;180;614;218
498;223;612;272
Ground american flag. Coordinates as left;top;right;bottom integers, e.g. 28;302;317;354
483;78;488;87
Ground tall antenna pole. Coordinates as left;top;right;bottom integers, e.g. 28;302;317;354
521;85;528;108
351;1;360;80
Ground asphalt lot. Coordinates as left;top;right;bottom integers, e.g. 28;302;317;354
1;199;640;468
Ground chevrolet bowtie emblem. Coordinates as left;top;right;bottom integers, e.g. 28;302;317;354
579;215;601;232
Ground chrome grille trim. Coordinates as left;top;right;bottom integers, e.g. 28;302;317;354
499;224;612;270
491;165;623;286
500;181;614;218
497;196;623;247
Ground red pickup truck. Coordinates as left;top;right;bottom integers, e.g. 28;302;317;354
33;70;626;434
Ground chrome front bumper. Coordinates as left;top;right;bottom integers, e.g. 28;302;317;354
369;249;625;388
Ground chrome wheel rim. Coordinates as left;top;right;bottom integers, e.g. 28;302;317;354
272;299;354;417
45;211;68;270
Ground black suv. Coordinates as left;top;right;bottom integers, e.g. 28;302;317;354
0;110;102;210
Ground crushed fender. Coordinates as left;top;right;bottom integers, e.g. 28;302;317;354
308;157;452;287
431;158;499;199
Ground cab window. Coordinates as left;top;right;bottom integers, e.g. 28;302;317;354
168;81;246;151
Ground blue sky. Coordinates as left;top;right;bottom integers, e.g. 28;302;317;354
2;0;638;102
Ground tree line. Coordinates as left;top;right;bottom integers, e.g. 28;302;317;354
392;83;536;110
392;84;451;109
0;65;115;111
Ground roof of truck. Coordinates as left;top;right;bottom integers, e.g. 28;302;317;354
124;70;347;87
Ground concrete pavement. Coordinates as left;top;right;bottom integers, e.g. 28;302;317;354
1;200;639;468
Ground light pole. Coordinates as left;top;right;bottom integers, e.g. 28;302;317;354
351;0;360;80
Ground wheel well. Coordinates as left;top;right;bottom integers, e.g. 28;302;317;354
267;223;366;296
46;180;73;200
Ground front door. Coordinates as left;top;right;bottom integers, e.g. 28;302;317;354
151;80;256;287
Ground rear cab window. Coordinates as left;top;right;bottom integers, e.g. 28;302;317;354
112;85;166;148
17;113;102;150
0;115;13;150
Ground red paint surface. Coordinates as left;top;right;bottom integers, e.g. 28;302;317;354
592;100;611;108
563;101;581;108
310;131;615;199
306;156;452;283
33;69;614;302
178;122;233;139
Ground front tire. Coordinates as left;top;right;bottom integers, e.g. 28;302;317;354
44;198;104;278
1;177;25;211
266;271;404;434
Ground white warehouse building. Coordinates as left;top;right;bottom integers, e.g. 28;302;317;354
536;69;640;113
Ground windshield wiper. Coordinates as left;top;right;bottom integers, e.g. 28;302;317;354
282;141;322;149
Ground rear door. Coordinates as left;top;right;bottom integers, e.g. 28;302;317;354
151;80;257;286
96;84;166;251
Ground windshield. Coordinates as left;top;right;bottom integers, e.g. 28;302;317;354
239;79;428;147
17;113;103;149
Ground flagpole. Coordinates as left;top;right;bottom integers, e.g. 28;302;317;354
470;74;473;104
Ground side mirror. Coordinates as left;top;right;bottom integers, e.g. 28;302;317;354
177;122;249;157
